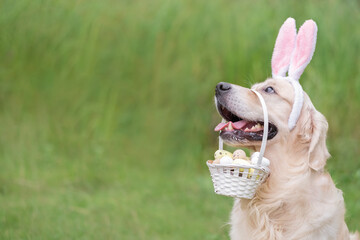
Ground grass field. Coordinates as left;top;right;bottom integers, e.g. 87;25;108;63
0;0;359;239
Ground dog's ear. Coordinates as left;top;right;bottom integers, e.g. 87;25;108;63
298;103;330;171
271;18;297;78
308;109;330;171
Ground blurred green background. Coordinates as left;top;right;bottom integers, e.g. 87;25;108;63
0;0;359;239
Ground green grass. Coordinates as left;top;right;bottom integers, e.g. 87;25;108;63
0;0;359;239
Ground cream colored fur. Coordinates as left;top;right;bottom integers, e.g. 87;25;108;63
222;78;359;240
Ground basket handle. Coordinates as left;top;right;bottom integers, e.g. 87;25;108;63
218;119;225;150
251;90;268;166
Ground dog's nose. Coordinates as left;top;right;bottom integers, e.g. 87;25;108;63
216;82;232;94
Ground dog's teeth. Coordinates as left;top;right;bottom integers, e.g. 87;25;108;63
228;124;233;130
245;128;249;131
251;126;256;130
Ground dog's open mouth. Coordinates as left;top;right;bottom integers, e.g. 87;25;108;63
215;102;278;142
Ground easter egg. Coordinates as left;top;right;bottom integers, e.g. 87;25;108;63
213;158;221;164
207;160;214;164
232;149;246;160
247;168;255;179
233;159;250;165
250;152;270;167
214;150;233;160
219;156;233;164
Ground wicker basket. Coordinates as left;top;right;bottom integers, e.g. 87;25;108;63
206;162;269;199
207;90;270;199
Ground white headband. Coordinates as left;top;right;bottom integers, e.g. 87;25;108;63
271;18;317;130
274;76;304;130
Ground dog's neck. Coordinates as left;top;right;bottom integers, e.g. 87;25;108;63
254;133;310;179
251;133;315;203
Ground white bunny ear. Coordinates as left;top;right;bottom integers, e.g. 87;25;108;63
271;18;297;78
288;20;318;81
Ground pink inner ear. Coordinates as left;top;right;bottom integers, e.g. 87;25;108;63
289;20;317;78
271;18;297;77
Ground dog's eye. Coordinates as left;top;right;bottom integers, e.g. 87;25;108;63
264;86;275;94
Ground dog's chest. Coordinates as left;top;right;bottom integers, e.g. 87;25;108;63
230;194;344;240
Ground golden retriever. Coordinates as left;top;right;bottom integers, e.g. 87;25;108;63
215;79;358;240
213;18;359;240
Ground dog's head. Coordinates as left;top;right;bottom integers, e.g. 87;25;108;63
215;78;329;171
214;18;330;171
215;79;285;146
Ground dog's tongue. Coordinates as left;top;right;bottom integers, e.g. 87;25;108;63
232;120;248;129
214;122;228;131
214;120;248;131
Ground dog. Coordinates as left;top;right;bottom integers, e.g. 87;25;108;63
214;18;359;240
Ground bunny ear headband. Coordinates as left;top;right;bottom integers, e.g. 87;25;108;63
271;18;318;130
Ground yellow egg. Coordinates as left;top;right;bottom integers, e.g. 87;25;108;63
232;149;247;160
214;150;232;160
247;168;256;179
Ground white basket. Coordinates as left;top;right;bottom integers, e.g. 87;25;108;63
207;90;270;199
206;162;269;199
